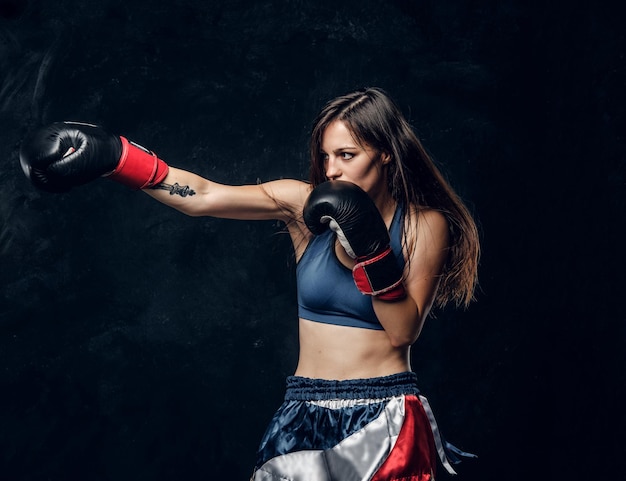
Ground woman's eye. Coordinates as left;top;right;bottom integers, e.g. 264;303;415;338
341;152;354;160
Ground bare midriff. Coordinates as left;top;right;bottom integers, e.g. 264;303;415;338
294;318;411;380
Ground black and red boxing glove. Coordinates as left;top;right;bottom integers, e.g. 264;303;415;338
19;121;169;193
303;180;407;301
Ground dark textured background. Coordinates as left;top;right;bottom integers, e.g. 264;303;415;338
1;0;624;479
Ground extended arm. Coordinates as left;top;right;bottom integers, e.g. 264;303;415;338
19;121;310;224
144;167;308;223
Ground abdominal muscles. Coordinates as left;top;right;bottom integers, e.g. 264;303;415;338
294;318;411;380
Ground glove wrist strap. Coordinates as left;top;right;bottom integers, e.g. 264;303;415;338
353;247;407;301
106;136;169;189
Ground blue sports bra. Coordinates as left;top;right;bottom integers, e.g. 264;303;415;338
297;204;405;330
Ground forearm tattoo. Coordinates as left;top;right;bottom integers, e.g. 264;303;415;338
151;182;196;197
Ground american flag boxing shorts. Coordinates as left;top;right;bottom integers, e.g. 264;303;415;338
252;372;475;481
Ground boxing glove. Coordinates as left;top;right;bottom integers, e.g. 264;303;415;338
303;180;407;301
19;121;169;192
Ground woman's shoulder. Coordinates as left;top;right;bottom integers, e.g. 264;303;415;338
405;205;449;231
262;179;314;258
404;205;450;252
262;179;312;206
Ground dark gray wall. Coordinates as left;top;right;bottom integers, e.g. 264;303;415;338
1;0;624;479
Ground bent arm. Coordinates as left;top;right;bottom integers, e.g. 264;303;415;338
373;209;450;347
143;166;310;223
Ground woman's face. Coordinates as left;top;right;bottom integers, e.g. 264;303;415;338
320;120;389;198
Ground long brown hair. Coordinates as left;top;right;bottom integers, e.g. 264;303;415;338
309;87;479;308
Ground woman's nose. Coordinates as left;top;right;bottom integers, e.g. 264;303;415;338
325;157;341;180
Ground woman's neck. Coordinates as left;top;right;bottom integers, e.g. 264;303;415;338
372;190;397;229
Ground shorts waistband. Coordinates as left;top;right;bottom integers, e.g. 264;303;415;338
284;372;420;401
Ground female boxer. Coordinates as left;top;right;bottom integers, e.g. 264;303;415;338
20;88;479;480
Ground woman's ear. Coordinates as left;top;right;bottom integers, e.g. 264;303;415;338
380;152;392;165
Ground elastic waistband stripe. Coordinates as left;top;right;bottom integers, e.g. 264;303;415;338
284;372;420;401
